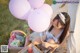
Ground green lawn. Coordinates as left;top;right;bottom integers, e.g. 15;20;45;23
0;0;29;45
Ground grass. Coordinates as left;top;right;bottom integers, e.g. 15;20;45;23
0;1;29;45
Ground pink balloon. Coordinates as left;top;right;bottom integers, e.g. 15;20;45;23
28;9;50;32
9;0;31;20
28;0;45;9
39;4;53;18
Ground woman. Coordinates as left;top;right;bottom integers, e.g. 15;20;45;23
25;12;70;52
46;12;70;43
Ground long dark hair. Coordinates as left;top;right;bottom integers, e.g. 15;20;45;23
48;12;70;44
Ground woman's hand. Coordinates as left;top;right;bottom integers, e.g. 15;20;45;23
32;41;40;45
43;42;59;48
47;39;55;44
32;37;42;45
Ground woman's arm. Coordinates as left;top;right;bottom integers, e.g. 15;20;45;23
33;32;47;44
24;35;31;46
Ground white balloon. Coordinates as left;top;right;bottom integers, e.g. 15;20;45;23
9;0;31;20
22;9;34;21
28;9;50;32
28;0;45;9
40;4;53;18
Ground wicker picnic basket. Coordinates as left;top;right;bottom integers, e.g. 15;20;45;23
8;30;27;52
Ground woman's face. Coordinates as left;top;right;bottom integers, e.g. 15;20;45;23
52;19;64;29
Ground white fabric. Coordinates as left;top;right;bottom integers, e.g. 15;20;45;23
59;13;66;24
67;33;76;53
74;2;80;53
67;3;79;53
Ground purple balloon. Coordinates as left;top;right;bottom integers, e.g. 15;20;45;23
28;9;50;32
9;0;31;20
22;9;34;21
28;0;45;9
39;4;53;18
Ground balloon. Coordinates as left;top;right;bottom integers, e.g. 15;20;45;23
22;9;34;21
28;9;50;32
40;4;53;18
28;0;45;9
9;0;31;20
